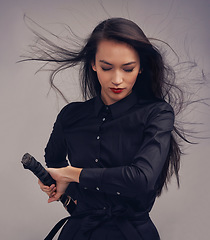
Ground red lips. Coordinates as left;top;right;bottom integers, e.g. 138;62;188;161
110;88;124;93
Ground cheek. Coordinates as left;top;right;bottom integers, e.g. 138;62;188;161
96;71;109;86
128;73;139;86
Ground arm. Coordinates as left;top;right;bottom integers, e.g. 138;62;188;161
44;166;82;203
79;103;174;199
41;104;79;203
44;102;174;201
44;108;69;168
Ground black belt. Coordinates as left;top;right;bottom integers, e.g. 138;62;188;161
45;206;149;240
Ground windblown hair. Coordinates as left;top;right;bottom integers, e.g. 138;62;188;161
21;17;202;196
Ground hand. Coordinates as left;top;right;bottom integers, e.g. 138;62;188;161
38;180;56;198
45;168;70;203
38;166;82;203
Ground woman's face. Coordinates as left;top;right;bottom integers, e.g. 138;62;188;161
92;40;141;105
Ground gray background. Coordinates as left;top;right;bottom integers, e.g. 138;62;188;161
0;0;210;239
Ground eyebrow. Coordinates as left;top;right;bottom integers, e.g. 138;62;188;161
99;60;136;66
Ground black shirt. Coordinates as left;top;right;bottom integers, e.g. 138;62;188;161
44;91;174;240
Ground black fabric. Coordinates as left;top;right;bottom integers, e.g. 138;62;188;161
44;217;70;240
44;91;174;239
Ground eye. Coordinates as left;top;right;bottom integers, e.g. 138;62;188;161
124;68;134;72
101;67;112;71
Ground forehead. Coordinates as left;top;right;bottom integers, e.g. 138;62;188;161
95;40;140;62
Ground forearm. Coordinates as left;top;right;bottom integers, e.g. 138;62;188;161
62;166;83;183
46;166;82;203
79;166;148;199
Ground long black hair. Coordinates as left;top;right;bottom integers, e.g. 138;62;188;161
20;17;204;196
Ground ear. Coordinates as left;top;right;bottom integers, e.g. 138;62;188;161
91;61;97;72
139;68;143;74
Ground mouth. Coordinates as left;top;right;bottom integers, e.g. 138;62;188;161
110;88;125;94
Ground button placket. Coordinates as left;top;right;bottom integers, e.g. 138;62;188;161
94;106;110;165
94;119;101;165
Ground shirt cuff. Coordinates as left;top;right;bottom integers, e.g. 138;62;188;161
79;168;105;192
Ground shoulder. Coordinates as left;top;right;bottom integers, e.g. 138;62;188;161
137;97;174;115
136;98;175;127
150;99;174;115
56;97;95;125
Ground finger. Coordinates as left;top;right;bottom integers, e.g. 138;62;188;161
48;193;62;203
41;186;50;192
48;187;57;196
46;185;56;192
49;185;56;191
49;184;56;190
49;191;56;198
39;181;56;192
38;179;55;187
38;179;48;190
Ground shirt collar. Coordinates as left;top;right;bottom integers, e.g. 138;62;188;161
94;91;139;119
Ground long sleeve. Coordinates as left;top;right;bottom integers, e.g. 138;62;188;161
79;103;174;199
44;105;80;201
44;109;69;168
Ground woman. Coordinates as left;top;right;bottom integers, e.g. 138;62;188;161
33;18;182;240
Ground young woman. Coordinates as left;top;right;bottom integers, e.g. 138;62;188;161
31;17;186;239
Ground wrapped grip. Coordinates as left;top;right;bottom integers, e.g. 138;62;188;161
21;152;76;214
21;153;56;186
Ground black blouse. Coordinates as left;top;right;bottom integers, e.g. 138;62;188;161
44;91;174;240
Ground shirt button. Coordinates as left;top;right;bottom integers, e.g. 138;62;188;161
102;117;106;121
116;192;121;195
106;106;109;110
95;159;99;162
84;187;87;190
96;187;100;191
97;136;100;140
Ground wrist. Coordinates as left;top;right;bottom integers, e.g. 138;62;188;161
63;166;82;183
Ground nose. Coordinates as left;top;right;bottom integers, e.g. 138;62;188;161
111;71;123;86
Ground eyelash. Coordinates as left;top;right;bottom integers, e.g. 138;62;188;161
101;67;134;72
101;68;112;71
124;69;134;72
